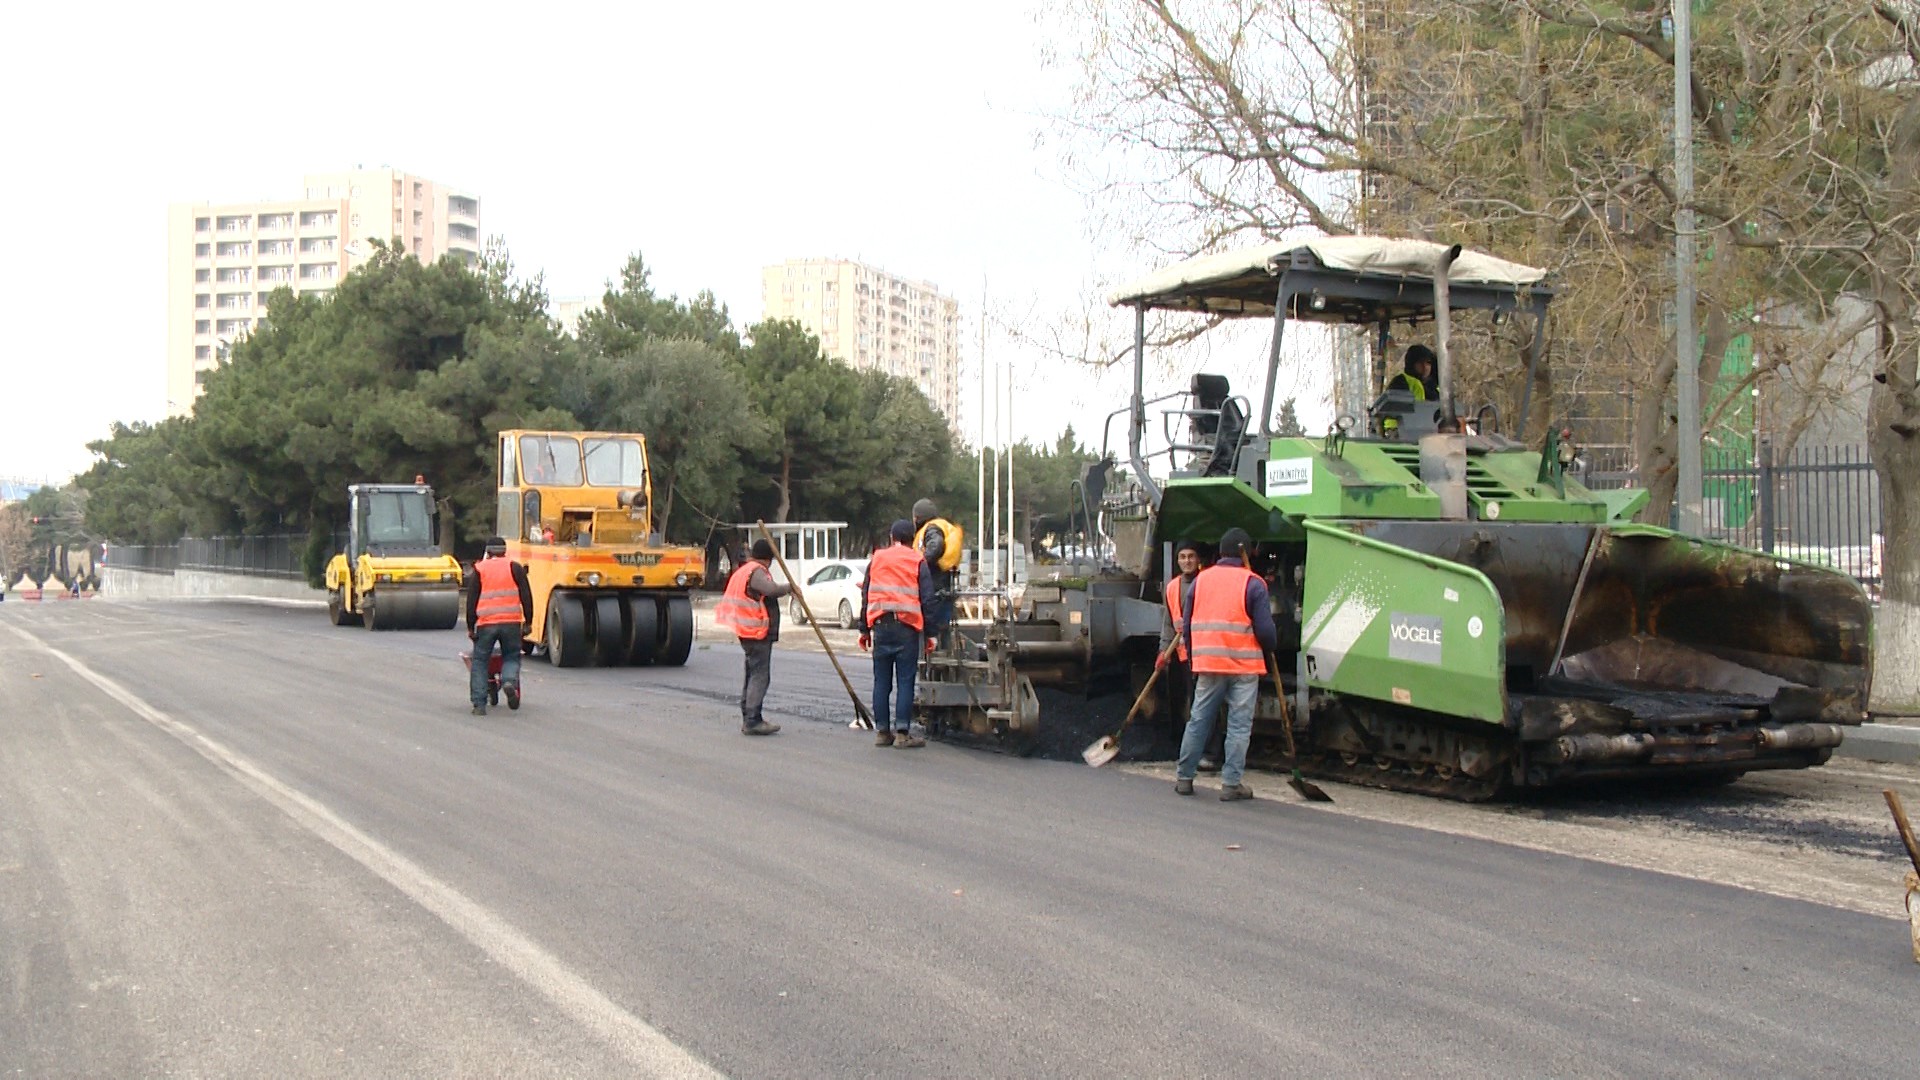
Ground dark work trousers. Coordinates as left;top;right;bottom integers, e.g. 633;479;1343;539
470;624;523;707
740;639;773;727
871;618;921;732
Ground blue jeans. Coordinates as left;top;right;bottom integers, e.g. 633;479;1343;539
470;623;523;707
1178;674;1257;786
871;619;920;732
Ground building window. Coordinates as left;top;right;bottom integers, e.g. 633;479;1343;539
195;370;210;386
195;294;210;308
195;345;210;360
195;243;210;258
195;319;210;334
195;217;210;232
350;213;360;227
195;268;210;283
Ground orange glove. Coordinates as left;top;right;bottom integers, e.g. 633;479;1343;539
859;633;871;651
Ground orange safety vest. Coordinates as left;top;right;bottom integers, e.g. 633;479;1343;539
474;557;523;628
1164;576;1193;663
716;561;771;641
1187;564;1265;675
865;544;926;631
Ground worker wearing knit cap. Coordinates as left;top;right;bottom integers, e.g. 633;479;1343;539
716;537;793;736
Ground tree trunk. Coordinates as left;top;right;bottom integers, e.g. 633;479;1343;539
660;472;677;541
1869;307;1920;714
1872;448;1920;714
773;453;792;524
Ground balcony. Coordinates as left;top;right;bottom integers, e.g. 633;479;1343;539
298;212;338;230
447;195;478;220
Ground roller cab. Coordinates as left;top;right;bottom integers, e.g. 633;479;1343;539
324;482;463;630
497;430;704;668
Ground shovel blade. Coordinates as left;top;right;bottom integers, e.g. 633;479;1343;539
1082;735;1120;768
1289;772;1334;803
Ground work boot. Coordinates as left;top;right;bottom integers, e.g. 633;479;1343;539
1174;777;1194;796
874;730;895;747
470;703;487;717
742;720;780;736
1197;756;1222;774
1219;783;1253;802
892;730;926;749
505;685;521;711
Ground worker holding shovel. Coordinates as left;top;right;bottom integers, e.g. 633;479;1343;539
1174;528;1277;801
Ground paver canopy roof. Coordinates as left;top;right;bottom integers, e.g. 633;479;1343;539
1106;237;1548;315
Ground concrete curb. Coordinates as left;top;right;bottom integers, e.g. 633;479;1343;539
1837;723;1920;766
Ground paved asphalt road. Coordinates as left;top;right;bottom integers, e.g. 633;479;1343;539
2;599;1914;1078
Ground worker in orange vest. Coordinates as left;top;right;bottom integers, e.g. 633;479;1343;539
1174;527;1277;801
1156;539;1219;769
465;536;533;716
716;538;793;737
859;519;939;748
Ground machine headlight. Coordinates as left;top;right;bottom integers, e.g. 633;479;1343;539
442;572;456;583
674;572;689;586
576;571;602;587
375;573;392;583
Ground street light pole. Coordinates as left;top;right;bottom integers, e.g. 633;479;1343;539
1674;0;1704;534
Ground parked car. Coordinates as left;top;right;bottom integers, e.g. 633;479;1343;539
788;558;866;629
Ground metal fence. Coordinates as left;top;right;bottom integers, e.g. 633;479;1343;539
106;531;348;581
1582;443;1882;589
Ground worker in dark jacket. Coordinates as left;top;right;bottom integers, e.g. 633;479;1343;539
860;519;939;748
716;538;793;736
1387;344;1437;400
466;536;533;716
912;498;963;643
1175;527;1278;801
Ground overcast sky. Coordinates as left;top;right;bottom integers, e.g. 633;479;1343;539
0;1;1329;486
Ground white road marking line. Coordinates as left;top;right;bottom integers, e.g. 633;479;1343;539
3;622;725;1079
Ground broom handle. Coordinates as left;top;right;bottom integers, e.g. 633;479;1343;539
756;521;877;730
1888;790;1920;877
1266;654;1297;760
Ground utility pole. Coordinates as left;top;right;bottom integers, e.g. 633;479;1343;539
1673;0;1704;534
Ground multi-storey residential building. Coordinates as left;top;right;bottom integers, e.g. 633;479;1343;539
164;167;481;413
760;258;962;426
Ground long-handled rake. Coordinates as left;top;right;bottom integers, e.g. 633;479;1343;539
756;521;878;730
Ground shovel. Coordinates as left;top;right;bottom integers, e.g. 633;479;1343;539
1268;654;1333;803
1083;639;1181;767
756;521;878;731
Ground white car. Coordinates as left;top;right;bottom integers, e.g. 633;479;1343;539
788;559;866;629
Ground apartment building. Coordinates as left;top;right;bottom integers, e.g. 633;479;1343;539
760;258;962;426
164;167;481;413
